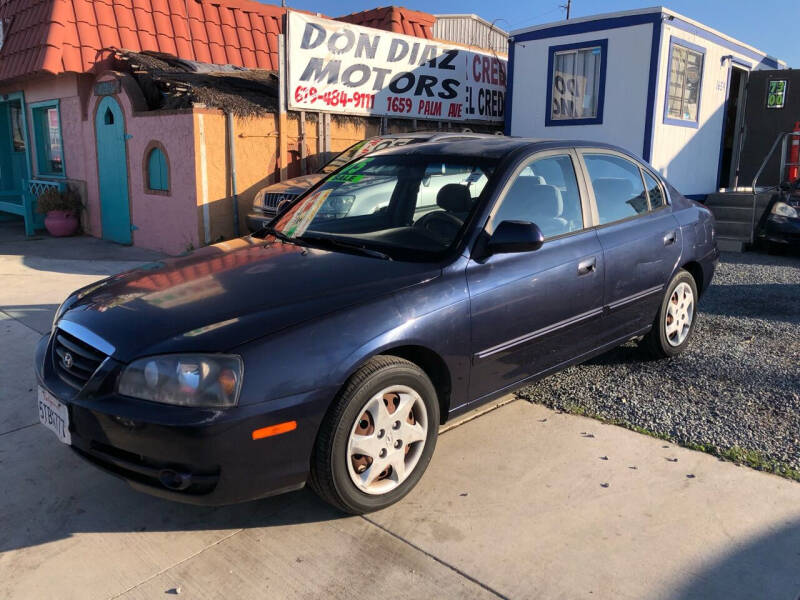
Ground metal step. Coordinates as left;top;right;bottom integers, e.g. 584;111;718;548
715;220;753;239
716;237;746;252
707;205;753;222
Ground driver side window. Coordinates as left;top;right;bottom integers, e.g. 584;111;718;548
490;154;584;239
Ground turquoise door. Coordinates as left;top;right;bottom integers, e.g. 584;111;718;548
96;97;131;244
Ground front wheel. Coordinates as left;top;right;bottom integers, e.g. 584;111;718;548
310;356;439;514
641;270;698;358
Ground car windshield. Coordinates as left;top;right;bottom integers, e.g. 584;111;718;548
321;137;423;173
270;155;496;261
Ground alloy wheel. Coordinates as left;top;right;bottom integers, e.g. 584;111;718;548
665;281;694;347
346;385;428;495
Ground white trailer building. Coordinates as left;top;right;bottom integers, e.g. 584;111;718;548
506;7;786;197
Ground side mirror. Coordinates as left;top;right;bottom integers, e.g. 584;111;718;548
486;220;545;254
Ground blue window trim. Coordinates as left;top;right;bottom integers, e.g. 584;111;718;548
514;12;660;42
662;36;706;129
3;91;33;182
641;17;664;162
513;11;779;68
545;39;608;127
504;41;515;135
664;16;779;70
30;99;66;179
144;143;170;195
147;147;168;191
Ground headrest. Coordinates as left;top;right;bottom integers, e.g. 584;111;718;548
593;178;635;201
519;168;545;185
508;179;563;215
437;184;473;213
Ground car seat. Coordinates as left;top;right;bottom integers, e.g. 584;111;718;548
493;179;568;237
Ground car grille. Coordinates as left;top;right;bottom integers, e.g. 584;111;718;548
261;192;298;215
52;329;107;391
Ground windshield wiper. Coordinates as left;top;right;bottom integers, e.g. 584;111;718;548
298;234;392;260
260;226;308;247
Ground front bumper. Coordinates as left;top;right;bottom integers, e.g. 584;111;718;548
760;215;800;246
34;333;321;505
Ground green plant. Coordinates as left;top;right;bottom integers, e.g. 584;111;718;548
36;186;83;214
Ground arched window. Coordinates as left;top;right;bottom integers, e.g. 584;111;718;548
146;145;169;193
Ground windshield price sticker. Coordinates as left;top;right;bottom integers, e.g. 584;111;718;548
282;189;333;238
767;80;787;109
330;158;373;184
287;11;506;122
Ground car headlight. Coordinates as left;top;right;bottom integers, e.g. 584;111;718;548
771;201;799;218
117;354;243;408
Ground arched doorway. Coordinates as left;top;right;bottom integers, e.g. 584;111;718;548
95;96;131;244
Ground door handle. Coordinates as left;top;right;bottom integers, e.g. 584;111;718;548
577;257;597;275
663;231;677;245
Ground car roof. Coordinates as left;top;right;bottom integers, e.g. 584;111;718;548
366;131;500;141
373;137;641;162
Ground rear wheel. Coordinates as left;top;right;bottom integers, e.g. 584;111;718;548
641;270;698;358
310;356;439;514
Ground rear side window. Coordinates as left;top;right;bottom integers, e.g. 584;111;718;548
642;170;664;209
584;154;649;224
491;154;583;238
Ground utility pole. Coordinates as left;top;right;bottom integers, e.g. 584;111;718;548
562;0;571;19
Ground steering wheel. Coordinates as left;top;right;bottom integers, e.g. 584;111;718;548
413;211;464;245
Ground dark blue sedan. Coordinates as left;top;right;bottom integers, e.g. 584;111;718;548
35;138;718;513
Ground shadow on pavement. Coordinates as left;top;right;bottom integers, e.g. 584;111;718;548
701;283;800;324
0;221;166;275
720;247;800;266
672;517;800;600
0;303;59;334
0;440;341;556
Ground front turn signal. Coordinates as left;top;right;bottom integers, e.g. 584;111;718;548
252;421;297;440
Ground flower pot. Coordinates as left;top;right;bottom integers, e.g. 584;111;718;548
44;210;79;237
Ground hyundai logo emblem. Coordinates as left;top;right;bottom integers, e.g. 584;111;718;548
63;352;73;369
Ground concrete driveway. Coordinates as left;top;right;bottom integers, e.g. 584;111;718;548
2;223;799;600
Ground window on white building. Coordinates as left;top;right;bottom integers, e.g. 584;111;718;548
666;41;705;124
549;45;604;122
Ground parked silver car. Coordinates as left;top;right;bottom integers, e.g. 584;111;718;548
247;131;497;232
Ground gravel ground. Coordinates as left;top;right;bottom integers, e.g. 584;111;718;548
517;250;800;476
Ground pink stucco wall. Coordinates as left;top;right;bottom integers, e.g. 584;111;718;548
87;76;199;255
1;72;200;256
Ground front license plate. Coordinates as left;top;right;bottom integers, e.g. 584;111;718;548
37;386;71;445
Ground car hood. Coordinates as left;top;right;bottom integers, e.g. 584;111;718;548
58;237;440;362
263;174;325;196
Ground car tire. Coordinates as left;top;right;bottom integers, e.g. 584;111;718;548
641;269;699;359
309;355;440;514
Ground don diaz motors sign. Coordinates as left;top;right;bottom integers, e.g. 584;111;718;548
287;11;506;122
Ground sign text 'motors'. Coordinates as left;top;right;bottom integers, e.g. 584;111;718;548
287;11;506;122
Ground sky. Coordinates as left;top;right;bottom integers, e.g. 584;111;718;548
274;0;800;67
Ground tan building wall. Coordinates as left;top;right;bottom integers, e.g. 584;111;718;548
192;109;485;249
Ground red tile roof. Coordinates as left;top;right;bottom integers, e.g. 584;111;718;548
0;1;437;84
0;0;286;82
337;6;434;39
